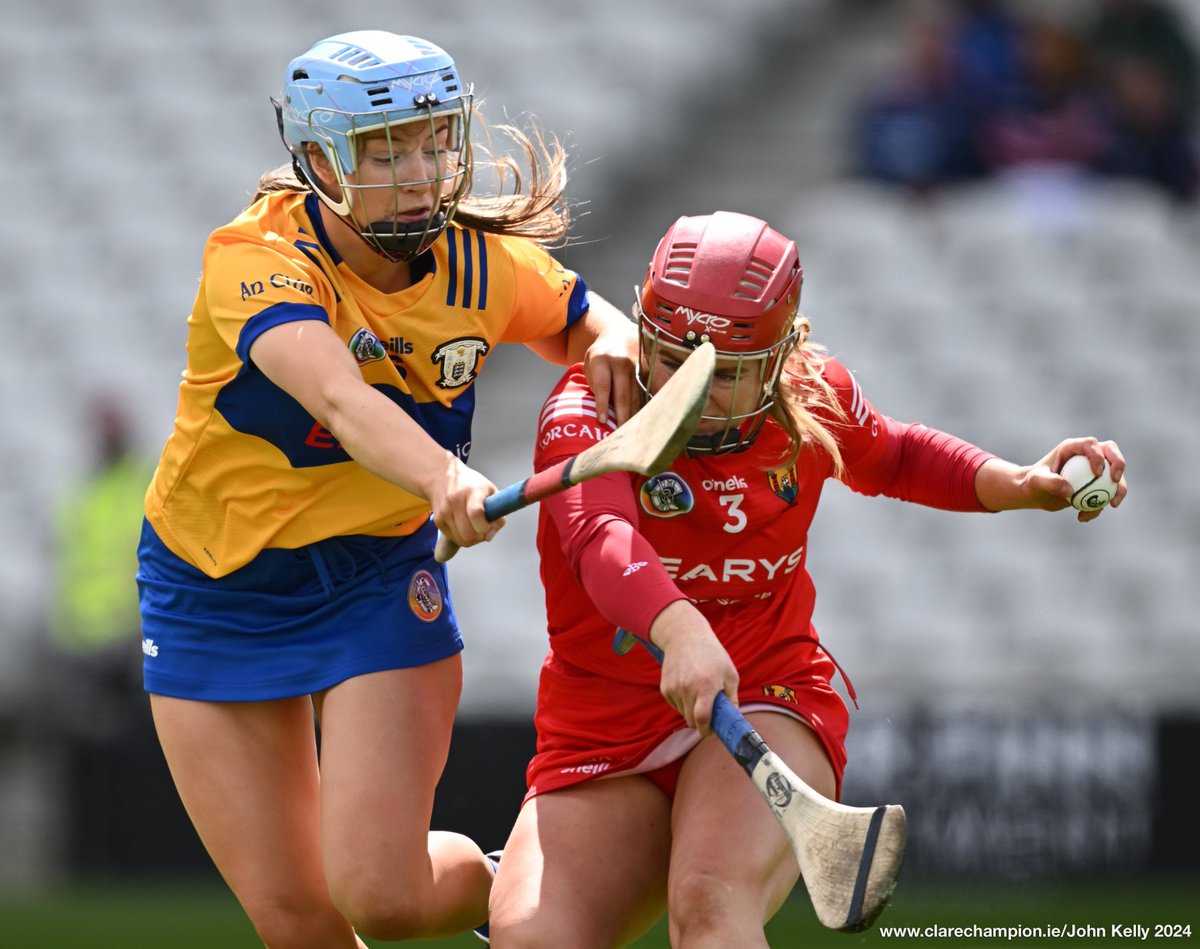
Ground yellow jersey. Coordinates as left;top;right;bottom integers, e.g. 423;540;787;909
146;191;586;577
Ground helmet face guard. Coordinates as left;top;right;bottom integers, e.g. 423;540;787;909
635;212;803;455
275;32;474;260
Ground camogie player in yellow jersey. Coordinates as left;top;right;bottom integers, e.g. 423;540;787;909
137;31;635;946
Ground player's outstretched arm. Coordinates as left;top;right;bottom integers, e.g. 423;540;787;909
250;318;502;549
975;436;1127;522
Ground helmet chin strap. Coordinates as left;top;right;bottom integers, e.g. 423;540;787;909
684;413;769;457
363;212;447;260
685;430;746;456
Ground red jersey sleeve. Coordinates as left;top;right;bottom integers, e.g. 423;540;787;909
816;357;995;512
535;367;689;636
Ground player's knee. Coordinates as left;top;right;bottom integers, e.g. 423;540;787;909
668;866;740;935
491;913;598;949
329;875;427;940
338;898;426;941
241;893;350;948
491;887;608;949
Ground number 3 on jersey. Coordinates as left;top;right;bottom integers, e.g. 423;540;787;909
719;494;747;533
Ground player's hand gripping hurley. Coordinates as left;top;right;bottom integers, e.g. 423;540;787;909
435;343;716;562
613;628;906;933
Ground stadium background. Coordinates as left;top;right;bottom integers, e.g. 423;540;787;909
1;0;1197;944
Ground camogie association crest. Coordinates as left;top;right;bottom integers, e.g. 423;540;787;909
767;462;799;505
348;328;387;366
432;337;490;388
408;569;443;622
638;472;694;518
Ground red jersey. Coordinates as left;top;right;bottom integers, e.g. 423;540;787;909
525;355;992;800
533;356;993;684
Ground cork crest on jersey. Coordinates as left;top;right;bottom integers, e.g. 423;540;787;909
768;462;800;505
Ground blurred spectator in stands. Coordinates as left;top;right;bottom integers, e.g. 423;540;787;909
1089;0;1198;117
48;395;151;739
946;0;1026;116
856;0;1199;204
855;7;982;191
1095;54;1198;201
1089;0;1200;202
854;0;1027;192
977;19;1109;173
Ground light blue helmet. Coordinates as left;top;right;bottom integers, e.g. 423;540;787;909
274;31;474;259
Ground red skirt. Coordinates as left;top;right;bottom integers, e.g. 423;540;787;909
525;638;849;802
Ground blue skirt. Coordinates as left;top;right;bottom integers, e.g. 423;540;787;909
137;518;463;701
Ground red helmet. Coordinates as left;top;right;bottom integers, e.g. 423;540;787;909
636;211;803;454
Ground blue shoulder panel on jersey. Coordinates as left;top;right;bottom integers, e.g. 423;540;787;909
565;276;589;326
215;369;476;469
304;194;344;265
235;301;329;365
293;234;340;303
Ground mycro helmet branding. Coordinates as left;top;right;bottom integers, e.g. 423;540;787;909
635;212;803;455
275;32;473;260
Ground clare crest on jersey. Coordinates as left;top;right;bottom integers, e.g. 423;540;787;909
433;337;490;388
767;462;799;504
639;472;694;518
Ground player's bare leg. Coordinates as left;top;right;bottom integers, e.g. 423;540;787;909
667;712;837;948
316;659;495;940
489;776;672;948
150;693;363;948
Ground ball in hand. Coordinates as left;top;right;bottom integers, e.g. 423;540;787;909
1061;454;1117;512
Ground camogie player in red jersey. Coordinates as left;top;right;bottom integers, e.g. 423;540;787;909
485;211;1127;946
